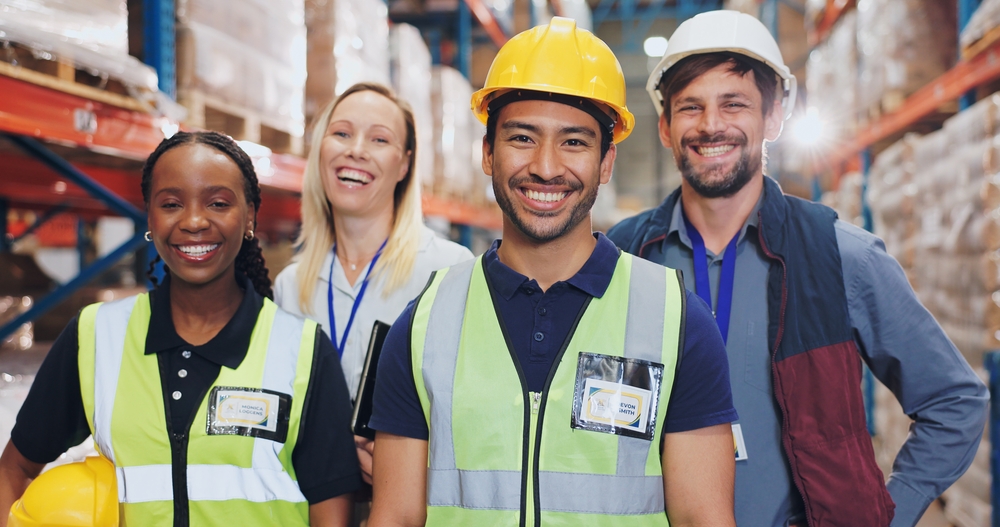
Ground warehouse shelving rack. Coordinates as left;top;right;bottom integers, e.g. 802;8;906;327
810;0;1000;524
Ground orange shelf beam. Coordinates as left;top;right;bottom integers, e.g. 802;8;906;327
463;0;509;48
827;37;1000;169
808;0;855;47
422;194;502;231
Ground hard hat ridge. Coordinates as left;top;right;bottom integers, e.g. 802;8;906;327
471;16;636;143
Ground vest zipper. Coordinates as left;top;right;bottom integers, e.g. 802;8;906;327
530;392;542;414
169;432;190;527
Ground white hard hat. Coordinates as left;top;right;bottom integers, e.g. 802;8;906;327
646;10;797;121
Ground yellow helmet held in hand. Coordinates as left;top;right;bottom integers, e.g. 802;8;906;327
470;16;635;143
8;455;119;527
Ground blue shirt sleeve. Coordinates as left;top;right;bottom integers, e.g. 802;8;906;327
369;301;429;440
835;222;988;527
663;290;739;433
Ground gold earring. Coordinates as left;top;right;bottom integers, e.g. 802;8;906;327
144;231;152;242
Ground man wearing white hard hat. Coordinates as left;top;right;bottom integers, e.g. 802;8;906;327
609;10;988;527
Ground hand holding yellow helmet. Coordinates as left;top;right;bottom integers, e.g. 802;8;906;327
8;456;118;527
470;16;635;143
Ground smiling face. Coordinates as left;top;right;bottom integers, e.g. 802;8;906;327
661;63;782;199
147;144;254;288
484;99;615;243
320;90;411;220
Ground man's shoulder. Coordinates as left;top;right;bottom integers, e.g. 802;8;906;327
607;208;661;251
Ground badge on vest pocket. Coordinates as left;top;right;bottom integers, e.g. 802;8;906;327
571;352;664;441
206;386;291;443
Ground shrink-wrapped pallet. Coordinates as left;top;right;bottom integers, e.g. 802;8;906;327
820;171;862;227
806;11;857;138
431;66;485;202
856;0;956;121
176;0;306;146
961;0;1000;50
867;134;919;269
390;24;434;193
0;0;157;90
305;0;389;133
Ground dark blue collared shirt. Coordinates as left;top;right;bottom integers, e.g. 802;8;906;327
370;233;737;439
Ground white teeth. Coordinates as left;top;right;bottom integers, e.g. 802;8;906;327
696;145;736;157
337;168;373;184
525;189;568;203
178;244;219;256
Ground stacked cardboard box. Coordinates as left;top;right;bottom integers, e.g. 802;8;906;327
305;0;390;136
390;24;435;193
868;96;1000;527
855;0;956;121
806;11;857;139
176;0;306;151
431;66;487;203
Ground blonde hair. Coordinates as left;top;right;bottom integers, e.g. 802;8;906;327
294;82;423;314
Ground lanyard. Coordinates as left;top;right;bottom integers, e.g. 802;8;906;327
327;239;387;357
682;213;739;344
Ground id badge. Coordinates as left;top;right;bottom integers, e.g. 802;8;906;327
571;352;664;441
206;386;291;443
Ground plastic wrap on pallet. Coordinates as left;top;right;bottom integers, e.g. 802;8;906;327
305;0;390;131
856;0;957;122
820;171;862;227
0;0;157;90
961;0;1000;49
867;133;919;267
390;24;434;192
431;66;482;201
806;10;857;139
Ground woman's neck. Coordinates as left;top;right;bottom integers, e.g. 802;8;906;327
168;272;244;346
332;209;395;285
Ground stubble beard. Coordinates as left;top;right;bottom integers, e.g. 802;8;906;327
677;133;761;199
493;173;597;243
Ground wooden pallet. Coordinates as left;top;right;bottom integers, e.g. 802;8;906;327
0;42;150;113
962;23;1000;61
177;89;303;156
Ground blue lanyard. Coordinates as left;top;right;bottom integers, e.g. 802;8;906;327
682;213;739;344
327;239;387;357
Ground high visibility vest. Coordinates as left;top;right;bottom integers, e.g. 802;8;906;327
77;294;316;527
411;252;684;527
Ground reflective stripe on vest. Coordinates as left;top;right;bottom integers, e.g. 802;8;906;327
412;253;683;526
78;295;315;525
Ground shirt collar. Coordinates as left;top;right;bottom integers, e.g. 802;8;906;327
145;274;264;369
483;232;619;300
667;191;765;253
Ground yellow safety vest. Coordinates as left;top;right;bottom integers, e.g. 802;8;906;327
77;294;316;527
411;252;684;527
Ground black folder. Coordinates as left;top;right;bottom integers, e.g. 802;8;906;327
351;320;391;440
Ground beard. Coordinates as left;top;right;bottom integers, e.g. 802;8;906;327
493;172;597;243
676;132;761;199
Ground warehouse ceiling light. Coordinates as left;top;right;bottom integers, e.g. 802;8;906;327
644;36;668;58
790;107;826;147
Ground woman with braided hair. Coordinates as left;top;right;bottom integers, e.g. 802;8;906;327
0;131;360;527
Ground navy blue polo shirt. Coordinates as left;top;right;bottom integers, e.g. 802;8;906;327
369;233;737;440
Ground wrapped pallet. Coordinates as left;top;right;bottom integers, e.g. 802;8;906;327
305;0;390;137
431;66;485;203
0;0;157;91
867;133;920;270
855;0;956;123
176;0;306;153
390;24;434;193
805;11;857;139
820;171;862;227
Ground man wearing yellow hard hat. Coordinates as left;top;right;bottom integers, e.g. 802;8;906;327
366;17;738;526
608;9;988;527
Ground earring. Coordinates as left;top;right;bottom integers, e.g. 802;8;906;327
245;230;254;241
144;231;152;242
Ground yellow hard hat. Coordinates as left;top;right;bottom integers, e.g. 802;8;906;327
470;16;635;143
8;456;119;527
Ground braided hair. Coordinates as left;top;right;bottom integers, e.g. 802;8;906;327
141;131;273;299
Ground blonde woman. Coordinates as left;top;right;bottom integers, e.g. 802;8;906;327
274;82;472;483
